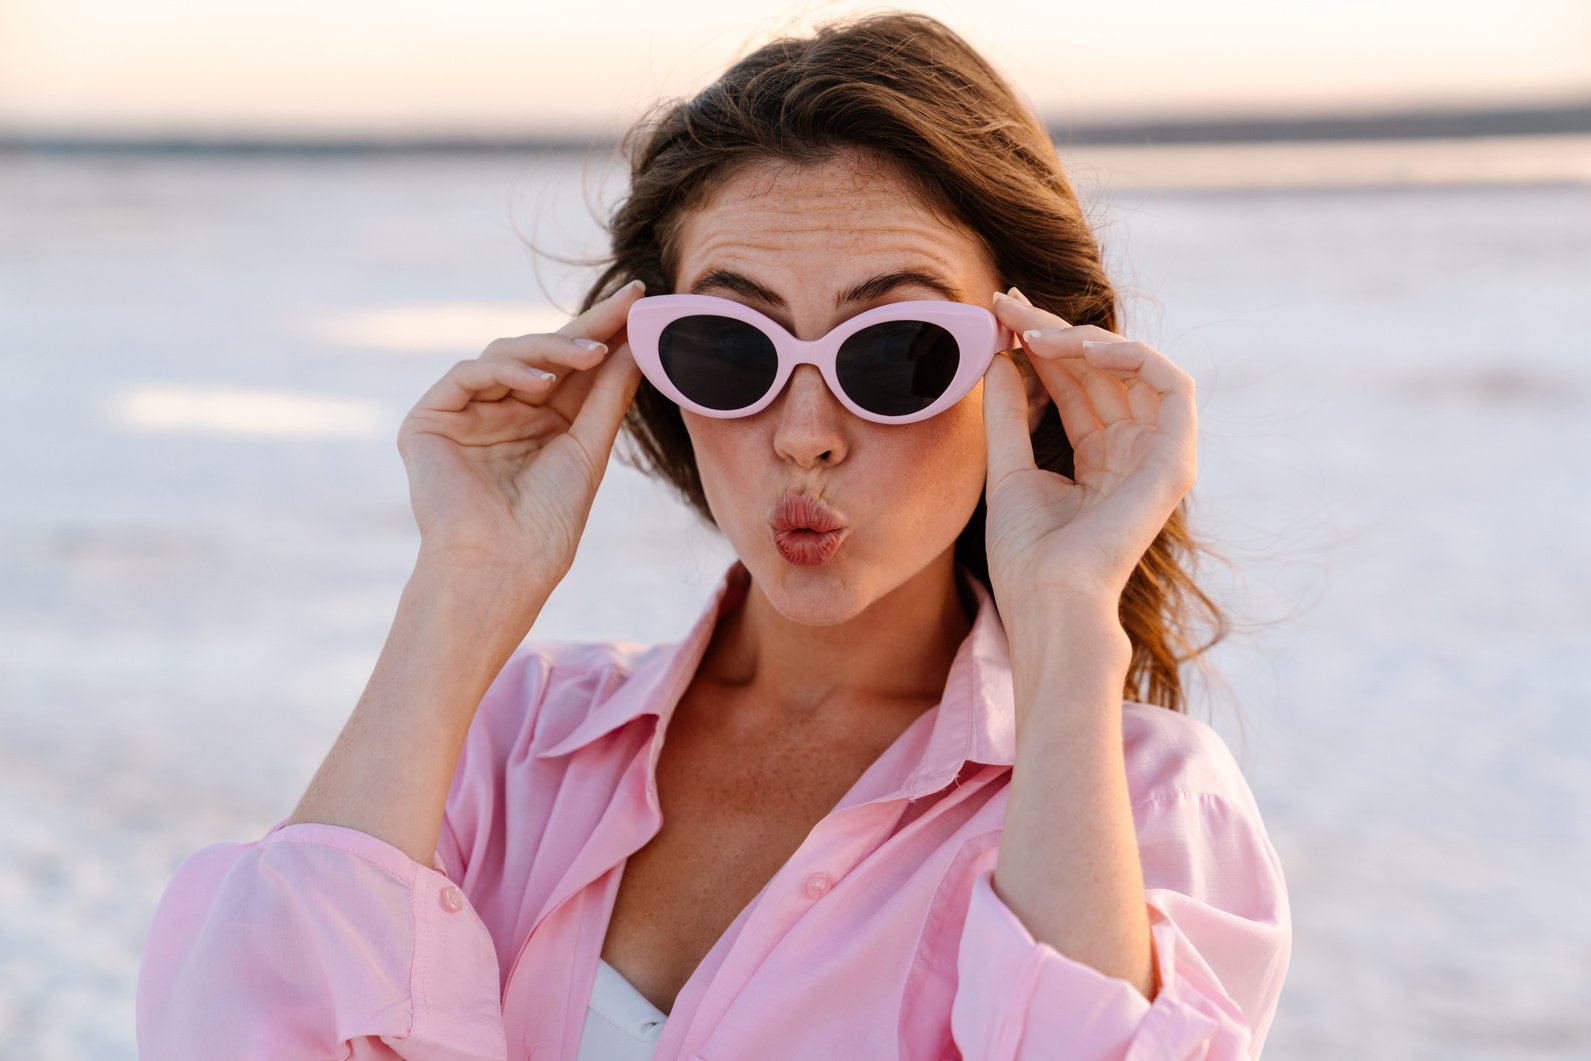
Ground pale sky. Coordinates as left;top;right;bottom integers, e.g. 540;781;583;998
1;0;1587;136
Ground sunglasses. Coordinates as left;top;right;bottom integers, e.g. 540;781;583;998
625;294;1016;424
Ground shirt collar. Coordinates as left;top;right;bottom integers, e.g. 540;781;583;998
536;559;1015;797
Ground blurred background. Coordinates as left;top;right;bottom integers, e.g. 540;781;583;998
2;1;1588;1057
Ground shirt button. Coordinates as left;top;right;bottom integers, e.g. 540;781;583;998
440;885;465;913
804;872;832;899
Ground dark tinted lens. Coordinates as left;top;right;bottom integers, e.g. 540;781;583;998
658;315;778;411
835;320;960;416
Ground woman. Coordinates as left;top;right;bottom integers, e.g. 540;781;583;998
137;11;1290;1059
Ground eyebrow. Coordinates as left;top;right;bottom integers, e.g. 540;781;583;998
687;267;966;307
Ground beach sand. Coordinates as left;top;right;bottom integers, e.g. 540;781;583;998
1;142;1587;1058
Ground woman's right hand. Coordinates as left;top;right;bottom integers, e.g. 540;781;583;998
396;279;647;594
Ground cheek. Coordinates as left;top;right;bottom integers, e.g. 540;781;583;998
684;415;758;515
891;399;988;506
683;402;987;543
928;391;987;470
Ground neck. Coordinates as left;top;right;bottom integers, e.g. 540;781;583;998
702;549;977;735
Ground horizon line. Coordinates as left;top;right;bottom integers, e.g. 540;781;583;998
4;98;1588;156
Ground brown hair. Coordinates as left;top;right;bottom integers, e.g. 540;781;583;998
564;10;1230;714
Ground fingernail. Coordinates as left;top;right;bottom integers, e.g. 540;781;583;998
991;290;1008;304
1022;329;1056;343
627;278;646;294
572;338;607;353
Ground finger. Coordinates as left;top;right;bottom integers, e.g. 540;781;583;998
1080;340;1197;453
992;287;1075;331
992;290;1128;362
1000;288;1193;502
993;291;1134;419
566;340;644;465
1092;342;1169;425
1125;370;1161;423
471;370;564;407
415;357;558;414
1019;339;1102;449
981;352;1037;487
476;278;646;374
1074;361;1133;423
1023;329;1134;415
556;277;648;342
479;332;612;376
993;288;1129;351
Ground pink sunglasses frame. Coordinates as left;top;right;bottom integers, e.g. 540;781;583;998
625;293;1016;425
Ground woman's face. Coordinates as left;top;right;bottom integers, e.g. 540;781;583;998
669;151;1012;626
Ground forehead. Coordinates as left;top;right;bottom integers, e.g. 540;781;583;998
670;153;994;293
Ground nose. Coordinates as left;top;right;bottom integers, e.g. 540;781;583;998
771;364;850;467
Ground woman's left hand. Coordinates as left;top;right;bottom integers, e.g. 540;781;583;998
980;287;1198;619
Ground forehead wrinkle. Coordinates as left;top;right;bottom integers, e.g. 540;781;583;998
677;149;985;254
684;216;963;257
672;162;994;314
678;229;979;307
688;266;968;309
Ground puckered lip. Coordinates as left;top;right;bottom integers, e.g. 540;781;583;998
768;492;848;533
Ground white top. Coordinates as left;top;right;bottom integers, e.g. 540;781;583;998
576;958;669;1060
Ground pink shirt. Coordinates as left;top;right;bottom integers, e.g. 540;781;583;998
137;558;1291;1059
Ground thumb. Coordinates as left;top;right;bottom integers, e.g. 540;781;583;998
982;351;1036;488
567;339;643;469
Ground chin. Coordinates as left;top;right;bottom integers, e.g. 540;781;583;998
747;542;875;626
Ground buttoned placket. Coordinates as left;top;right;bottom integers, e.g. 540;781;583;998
660;798;901;1053
501;560;1014;1059
658;763;1003;1059
501;735;665;1058
500;735;992;1060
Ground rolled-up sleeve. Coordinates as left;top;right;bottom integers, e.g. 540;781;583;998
950;790;1291;1060
136;820;509;1060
